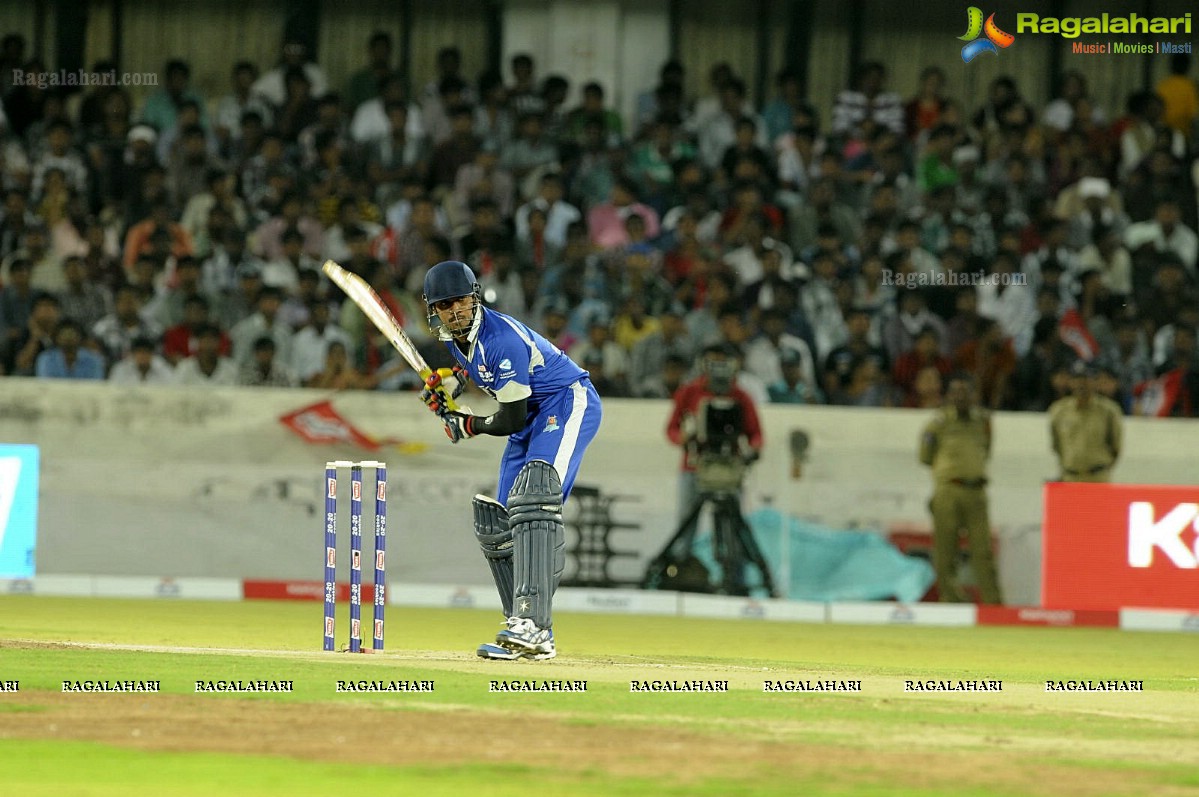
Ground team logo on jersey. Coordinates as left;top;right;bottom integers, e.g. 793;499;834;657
476;362;494;383
499;358;512;370
543;415;560;432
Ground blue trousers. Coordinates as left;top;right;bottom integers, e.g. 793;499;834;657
496;379;602;505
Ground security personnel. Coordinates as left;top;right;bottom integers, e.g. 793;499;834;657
919;372;1002;604
1048;361;1123;482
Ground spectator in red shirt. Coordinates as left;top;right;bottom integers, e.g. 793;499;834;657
161;294;231;365
903;66;948;141
121;191;194;271
719;181;785;246
663;209;719;289
893;326;953;407
953;317;1017;410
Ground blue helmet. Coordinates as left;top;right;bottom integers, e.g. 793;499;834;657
423;261;482;340
423;261;479;305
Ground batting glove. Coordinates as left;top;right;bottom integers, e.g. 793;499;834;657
421;367;470;412
442;412;476;444
448;364;469;398
420;372;451;414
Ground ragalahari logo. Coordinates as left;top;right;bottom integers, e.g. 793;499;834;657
959;7;1015;62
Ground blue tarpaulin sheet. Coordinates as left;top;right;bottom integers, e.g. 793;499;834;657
691;507;934;602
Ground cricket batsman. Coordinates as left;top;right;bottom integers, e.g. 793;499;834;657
419;260;602;660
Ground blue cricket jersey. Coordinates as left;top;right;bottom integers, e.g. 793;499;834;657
443;307;588;406
444;306;602;505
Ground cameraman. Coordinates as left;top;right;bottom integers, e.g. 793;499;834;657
665;344;764;520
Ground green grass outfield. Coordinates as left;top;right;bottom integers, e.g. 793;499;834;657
1;596;1197;797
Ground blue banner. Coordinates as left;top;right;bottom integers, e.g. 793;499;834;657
0;444;39;578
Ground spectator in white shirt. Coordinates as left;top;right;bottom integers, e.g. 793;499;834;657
262;227;319;296
213;61;273;153
776;123;820;201
744;307;818;393
290;300;353;384
1063;176;1127;251
252;39;328;108
180;168;248;260
1042;71;1105;133
32;120;88;198
723;214;794;287
569;319;630;389
173;322;238;386
350;71;424;147
693;77;767;171
92;284;162;364
882;288;949;362
801;250;849;361
108;335;174;384
324;196;383;264
230;285;294;366
976;251;1037;357
689;63;741;136
831;61;904;139
1124;198;1198;276
1118;90;1185;178
514;171;580;249
1076;226;1133;297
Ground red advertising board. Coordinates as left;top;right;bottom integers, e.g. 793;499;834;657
243;579;376;603
976;606;1119;628
1043;483;1199;611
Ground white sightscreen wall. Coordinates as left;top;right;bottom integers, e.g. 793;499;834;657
4;379;1197;606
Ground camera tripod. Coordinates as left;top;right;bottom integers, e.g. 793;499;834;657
643;482;780;598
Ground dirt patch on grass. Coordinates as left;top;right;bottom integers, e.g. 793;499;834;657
0;640;78;651
0;690;1192;796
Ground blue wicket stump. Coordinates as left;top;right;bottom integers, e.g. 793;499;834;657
323;460;387;652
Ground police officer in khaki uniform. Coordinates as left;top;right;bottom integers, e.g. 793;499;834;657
1048;361;1123;482
919;373;1002;604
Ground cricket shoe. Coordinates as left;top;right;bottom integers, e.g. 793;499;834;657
476;642;556;661
476;642;523;660
495;617;556;659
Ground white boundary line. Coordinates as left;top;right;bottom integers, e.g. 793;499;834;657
3;575;1197;633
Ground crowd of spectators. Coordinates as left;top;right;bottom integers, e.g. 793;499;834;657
1;30;1197;415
